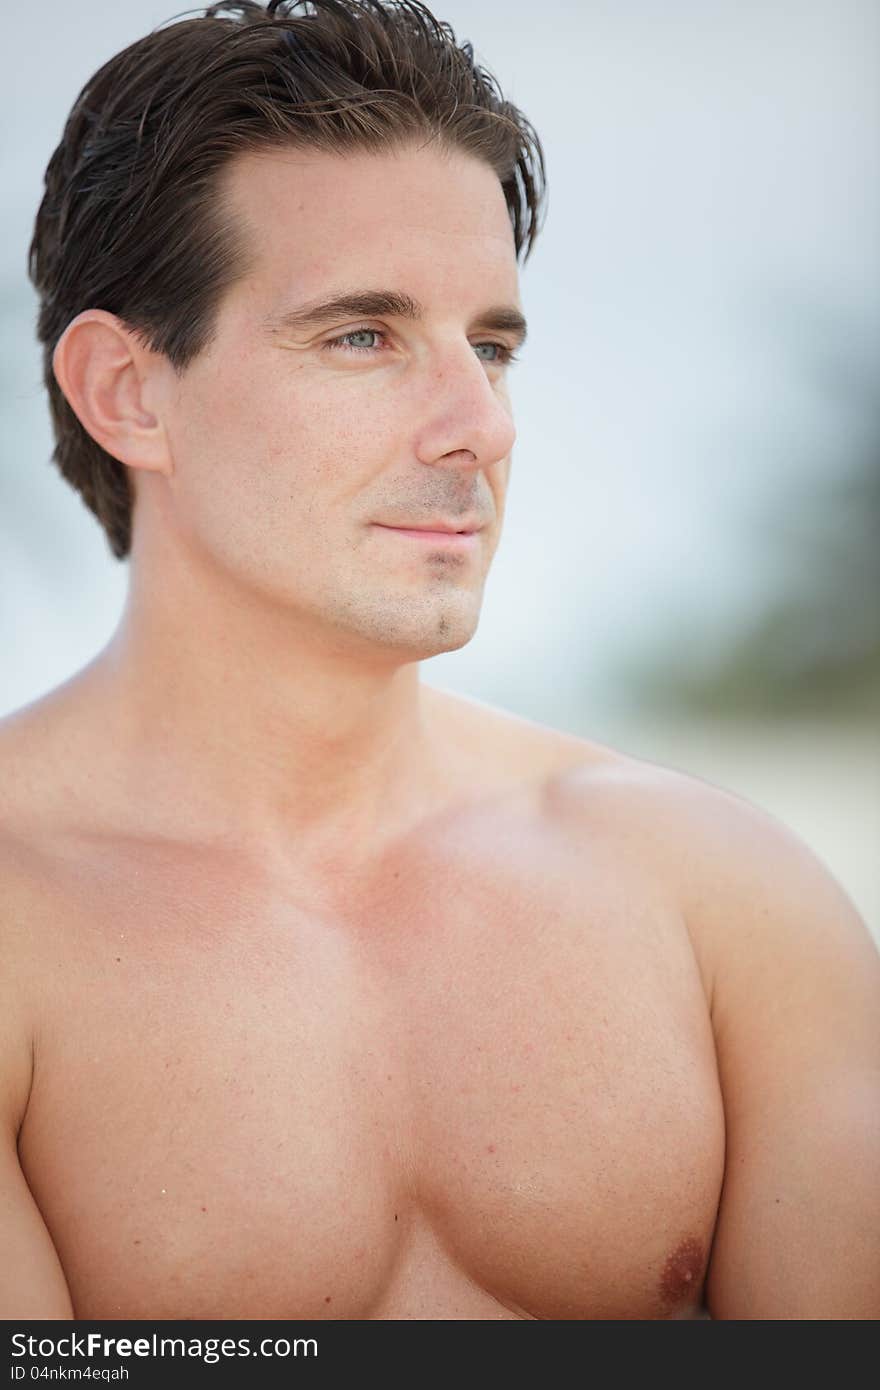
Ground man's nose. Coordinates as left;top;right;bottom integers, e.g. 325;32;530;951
413;348;516;472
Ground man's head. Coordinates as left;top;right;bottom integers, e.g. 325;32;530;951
30;0;546;662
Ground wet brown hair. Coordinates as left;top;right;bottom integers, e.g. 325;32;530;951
28;0;547;560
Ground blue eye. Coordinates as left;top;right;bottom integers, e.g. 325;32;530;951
473;341;520;365
322;327;519;365
325;329;382;354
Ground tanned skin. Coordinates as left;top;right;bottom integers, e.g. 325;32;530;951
1;144;878;1320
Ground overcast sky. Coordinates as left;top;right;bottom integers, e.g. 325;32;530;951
2;0;878;728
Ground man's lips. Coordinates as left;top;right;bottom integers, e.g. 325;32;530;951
371;524;481;546
374;517;486;534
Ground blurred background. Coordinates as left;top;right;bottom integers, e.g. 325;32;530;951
1;0;877;938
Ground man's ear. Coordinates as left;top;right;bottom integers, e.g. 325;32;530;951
51;310;174;479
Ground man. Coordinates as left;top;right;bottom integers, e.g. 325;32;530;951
2;0;878;1321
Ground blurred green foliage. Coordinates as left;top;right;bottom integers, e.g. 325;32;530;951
625;307;880;720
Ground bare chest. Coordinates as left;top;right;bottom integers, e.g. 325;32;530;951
16;827;724;1320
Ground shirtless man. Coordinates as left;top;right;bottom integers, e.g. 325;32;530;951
2;0;878;1321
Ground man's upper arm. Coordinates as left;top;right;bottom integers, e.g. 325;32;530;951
1;899;73;1319
680;782;880;1319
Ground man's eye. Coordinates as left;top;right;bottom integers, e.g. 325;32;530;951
322;328;520;365
474;342;520;366
323;328;385;355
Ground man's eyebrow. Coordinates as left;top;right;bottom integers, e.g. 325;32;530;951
262;288;528;348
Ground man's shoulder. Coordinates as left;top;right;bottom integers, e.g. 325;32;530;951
423;682;620;785
0;692;93;983
429;684;830;924
428;681;807;863
439;684;786;852
542;731;873;959
0;684;76;829
0;664;114;848
0;700;53;867
447;691;876;986
535;731;878;1088
0;690;70;906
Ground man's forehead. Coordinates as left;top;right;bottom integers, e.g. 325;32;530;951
221;143;522;325
225;141;517;255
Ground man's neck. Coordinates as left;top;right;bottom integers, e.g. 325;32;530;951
75;581;446;877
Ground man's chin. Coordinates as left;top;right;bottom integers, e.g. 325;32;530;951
396;629;478;663
385;613;481;663
316;593;483;663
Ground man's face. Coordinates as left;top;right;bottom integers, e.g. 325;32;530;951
148;141;523;663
